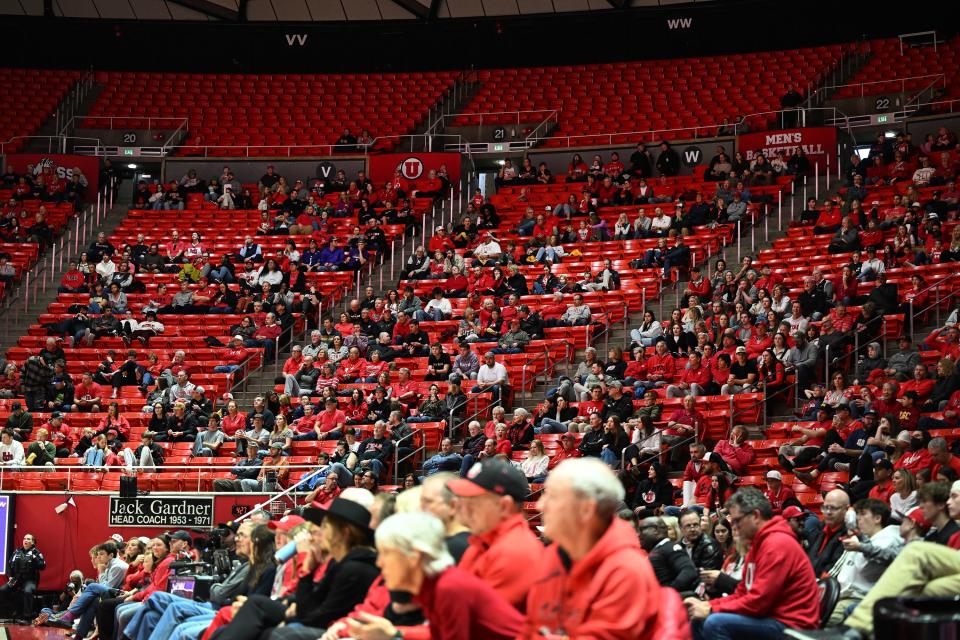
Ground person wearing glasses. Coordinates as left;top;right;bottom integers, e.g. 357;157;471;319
685;487;821;640
808;489;851;577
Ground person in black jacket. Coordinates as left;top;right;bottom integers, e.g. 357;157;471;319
639;517;698;593
155;402;199;442
601;381;634;422
215;500;379;640
678;509;723;570
631;462;675;519
577;413;604;458
630;143;653;178
656;141;680;177
0;533;45;621
807;489;850;577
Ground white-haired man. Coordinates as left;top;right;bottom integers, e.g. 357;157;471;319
521;458;661;639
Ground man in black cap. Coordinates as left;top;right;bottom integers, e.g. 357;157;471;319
4;401;33;441
447;459;543;610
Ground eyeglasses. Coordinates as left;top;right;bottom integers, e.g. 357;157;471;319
821;505;843;512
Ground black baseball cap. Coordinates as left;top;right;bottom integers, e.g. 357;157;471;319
448;459;530;502
303;498;373;539
170;530;193;545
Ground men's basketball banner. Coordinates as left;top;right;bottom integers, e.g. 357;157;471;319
368;153;461;188
737;127;837;173
6;153;100;198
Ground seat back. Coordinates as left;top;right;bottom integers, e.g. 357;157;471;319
817;576;841;628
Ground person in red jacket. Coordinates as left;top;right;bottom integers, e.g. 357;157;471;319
521;458;661;639
683;266;712;304
646;340;678;387
346;512;523;640
763;470;796;514
666;352;711;398
448;459;544;611
58;262;88;293
713;425;756;476
685;487;820;639
247;312;282;364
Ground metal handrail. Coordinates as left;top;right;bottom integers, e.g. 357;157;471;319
0;135;104;156
449;396;502;442
65;115;190;132
393;426;427;484
813;73;945;99
907;274;960;341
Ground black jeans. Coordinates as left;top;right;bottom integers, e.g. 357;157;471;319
213;594;286;640
95;595;125;639
0;579;38;618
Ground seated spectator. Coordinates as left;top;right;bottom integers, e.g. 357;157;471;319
685;488;820;639
639;516;699;593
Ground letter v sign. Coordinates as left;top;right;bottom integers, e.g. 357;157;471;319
285;34;308;46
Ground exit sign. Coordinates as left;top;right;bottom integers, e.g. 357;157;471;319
123;148;135;155
876;115;889;123
493;143;504;151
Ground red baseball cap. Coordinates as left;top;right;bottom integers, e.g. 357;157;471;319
904;507;930;532
267;515;305;532
781;506;805;520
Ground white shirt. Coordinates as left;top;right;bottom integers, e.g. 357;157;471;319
0;439;25;466
521;454;549;479
890;490;917;521
424;298;452;315
475;240;501;259
96;260;116;279
832;525;903;599
477;361;508;386
652;215;672;231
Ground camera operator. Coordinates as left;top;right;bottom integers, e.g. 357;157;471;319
122;521;263;640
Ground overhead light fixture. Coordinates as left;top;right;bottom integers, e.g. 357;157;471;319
127;163;138;169
496;160;506;166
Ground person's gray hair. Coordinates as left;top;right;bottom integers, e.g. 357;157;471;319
584;347;597;355
375;512;454;578
928;437;948;453
340;487;376;510
953;480;960;495
311;329;321;337
174;350;186;358
246;509;271;525
398;367;410;376
513;408;529;419
549;458;625;520
725;487;773;519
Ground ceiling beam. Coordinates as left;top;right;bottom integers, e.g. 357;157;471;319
167;0;239;21
388;0;429;20
428;0;442;20
606;0;632;7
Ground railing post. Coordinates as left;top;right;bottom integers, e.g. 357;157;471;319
824;344;830;387
814;162;819;201
908;301;914;342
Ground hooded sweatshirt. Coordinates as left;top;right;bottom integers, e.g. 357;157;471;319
709;516;820;630
521;518;660;639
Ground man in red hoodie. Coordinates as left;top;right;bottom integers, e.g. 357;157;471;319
522;458;661;639
448;459;543;611
685;487;820;639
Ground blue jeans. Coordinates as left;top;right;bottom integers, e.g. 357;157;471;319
600;447;620;468
490;347;522;354
155;614;215;640
72;583;114;638
214;364;240;373
665;504;703;517
363;458;386;478
115;601;143;637
139;593;212;640
536;418;567;434
415;308;445;322
695;613;786;640
460;454;478;477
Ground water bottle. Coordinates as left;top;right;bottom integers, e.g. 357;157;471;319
274;540;298;563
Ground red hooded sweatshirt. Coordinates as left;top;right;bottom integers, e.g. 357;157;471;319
459;512;543;612
709;516;820;630
521;518;660;639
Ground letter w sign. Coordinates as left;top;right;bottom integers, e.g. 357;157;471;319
667;18;693;29
285;34;308;46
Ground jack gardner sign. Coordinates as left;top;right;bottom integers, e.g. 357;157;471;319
109;496;214;528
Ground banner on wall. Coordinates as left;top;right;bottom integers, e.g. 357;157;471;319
368;152;461;188
1;493;267;588
737;127;837;173
6;153;100;198
0;495;10;575
109;495;215;528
